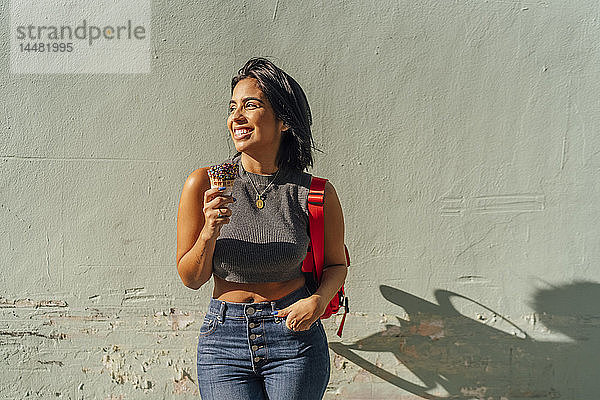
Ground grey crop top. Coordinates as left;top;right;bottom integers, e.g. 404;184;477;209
211;153;312;283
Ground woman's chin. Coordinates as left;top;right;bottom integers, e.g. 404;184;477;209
233;141;251;153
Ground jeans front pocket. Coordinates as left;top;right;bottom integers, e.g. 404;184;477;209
198;314;218;337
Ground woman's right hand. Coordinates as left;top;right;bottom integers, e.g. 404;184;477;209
200;188;235;240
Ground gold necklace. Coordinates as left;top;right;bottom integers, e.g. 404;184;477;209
245;168;281;209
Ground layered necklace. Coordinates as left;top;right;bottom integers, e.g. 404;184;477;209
242;162;281;209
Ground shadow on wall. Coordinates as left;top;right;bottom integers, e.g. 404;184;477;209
330;281;600;400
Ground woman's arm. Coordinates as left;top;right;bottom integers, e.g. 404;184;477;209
176;168;214;289
176;167;233;290
275;180;348;331
312;181;348;309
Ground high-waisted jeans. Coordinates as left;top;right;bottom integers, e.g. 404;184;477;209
196;285;330;400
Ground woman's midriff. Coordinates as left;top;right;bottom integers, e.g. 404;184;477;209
212;274;307;303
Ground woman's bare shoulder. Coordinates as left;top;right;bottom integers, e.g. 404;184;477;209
324;180;340;202
184;167;210;191
323;180;344;219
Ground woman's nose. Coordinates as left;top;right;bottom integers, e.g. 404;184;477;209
231;106;246;121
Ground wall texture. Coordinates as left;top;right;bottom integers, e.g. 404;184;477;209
2;0;599;399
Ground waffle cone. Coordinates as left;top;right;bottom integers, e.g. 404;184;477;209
209;177;235;196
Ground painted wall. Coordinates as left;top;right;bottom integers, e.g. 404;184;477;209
2;0;599;399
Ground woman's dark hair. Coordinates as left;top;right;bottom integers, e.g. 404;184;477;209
231;57;321;173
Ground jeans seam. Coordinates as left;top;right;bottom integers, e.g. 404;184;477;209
259;318;268;365
319;320;327;343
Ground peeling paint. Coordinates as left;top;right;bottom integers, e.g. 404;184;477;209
124;287;145;295
121;294;159;304
103;395;125;400
460;386;488;397
351;368;371;383
0;330;67;340
38;360;64;366
408;319;445;340
172;368;198;395
101;345;154;390
166;308;195;331
0;297;68;308
333;354;347;370
40;309;111;321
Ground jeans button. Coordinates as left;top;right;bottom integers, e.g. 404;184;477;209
249;322;256;328
254;356;261;362
249;334;256;340
251;345;259;351
246;307;256;315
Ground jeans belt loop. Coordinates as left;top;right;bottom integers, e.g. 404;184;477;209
218;302;226;323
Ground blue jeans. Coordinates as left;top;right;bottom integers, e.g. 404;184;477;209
196;285;330;400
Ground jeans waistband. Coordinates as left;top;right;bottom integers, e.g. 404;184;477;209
207;285;312;321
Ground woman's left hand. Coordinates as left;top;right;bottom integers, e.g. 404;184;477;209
274;295;327;331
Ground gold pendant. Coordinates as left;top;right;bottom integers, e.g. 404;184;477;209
256;198;264;209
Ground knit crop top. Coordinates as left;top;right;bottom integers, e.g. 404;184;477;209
211;153;312;283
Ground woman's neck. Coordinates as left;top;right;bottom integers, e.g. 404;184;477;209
240;153;279;175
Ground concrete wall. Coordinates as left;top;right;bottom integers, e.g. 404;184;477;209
2;0;599;399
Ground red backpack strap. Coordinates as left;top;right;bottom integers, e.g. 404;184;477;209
307;177;327;282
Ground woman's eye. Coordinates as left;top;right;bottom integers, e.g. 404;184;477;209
228;102;258;114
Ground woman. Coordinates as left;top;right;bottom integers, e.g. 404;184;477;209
176;57;347;400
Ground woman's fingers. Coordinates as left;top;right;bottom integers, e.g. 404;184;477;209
203;187;224;205
199;189;236;239
215;207;232;223
202;190;235;228
288;316;313;331
205;193;234;210
203;188;235;207
284;313;311;331
286;315;297;330
216;207;232;216
278;297;323;331
203;191;234;214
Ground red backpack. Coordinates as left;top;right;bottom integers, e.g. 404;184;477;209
302;177;350;337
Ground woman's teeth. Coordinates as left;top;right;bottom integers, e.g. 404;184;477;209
234;128;253;139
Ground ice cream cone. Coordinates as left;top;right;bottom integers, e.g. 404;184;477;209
207;162;238;197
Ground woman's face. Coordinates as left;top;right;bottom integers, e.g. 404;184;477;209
227;78;286;157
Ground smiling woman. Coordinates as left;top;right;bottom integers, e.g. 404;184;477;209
227;78;286;171
176;57;348;400
228;59;317;174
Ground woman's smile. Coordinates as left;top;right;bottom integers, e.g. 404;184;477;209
233;127;254;140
